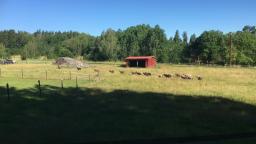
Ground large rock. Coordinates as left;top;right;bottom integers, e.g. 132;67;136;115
54;57;89;68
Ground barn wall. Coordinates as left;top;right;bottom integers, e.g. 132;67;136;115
148;58;156;67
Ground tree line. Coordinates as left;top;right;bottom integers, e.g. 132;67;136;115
0;25;255;65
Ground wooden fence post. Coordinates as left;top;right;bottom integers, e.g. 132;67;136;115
38;80;41;96
21;69;24;79
6;83;10;102
45;70;48;80
76;76;78;88
61;79;63;89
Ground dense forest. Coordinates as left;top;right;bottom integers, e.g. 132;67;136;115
0;25;255;65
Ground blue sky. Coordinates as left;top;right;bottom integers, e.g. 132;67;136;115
0;0;255;37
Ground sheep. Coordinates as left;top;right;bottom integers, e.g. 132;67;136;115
163;74;172;78
131;72;144;75
143;72;152;76
181;74;193;80
94;69;100;73
109;70;115;73
136;72;142;75
77;67;82;71
131;71;142;75
131;72;137;75
186;74;193;80
175;73;181;77
196;75;203;80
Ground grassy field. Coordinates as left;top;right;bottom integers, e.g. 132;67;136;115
0;61;256;143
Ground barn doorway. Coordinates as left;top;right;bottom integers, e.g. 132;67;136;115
128;60;146;67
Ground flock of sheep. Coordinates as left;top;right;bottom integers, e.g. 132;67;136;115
159;73;203;80
94;69;203;80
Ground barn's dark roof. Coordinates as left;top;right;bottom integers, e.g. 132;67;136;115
125;56;155;60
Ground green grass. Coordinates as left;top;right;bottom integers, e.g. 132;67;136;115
0;61;256;143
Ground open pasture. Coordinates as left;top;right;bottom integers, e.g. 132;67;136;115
1;62;255;102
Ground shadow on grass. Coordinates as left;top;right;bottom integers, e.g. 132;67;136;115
0;85;256;143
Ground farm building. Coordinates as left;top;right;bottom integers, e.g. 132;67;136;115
125;56;157;68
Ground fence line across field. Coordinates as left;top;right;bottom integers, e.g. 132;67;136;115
0;68;97;81
4;79;83;101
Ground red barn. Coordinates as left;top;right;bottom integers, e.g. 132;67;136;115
125;56;157;68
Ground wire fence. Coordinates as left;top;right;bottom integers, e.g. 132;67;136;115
0;68;99;81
